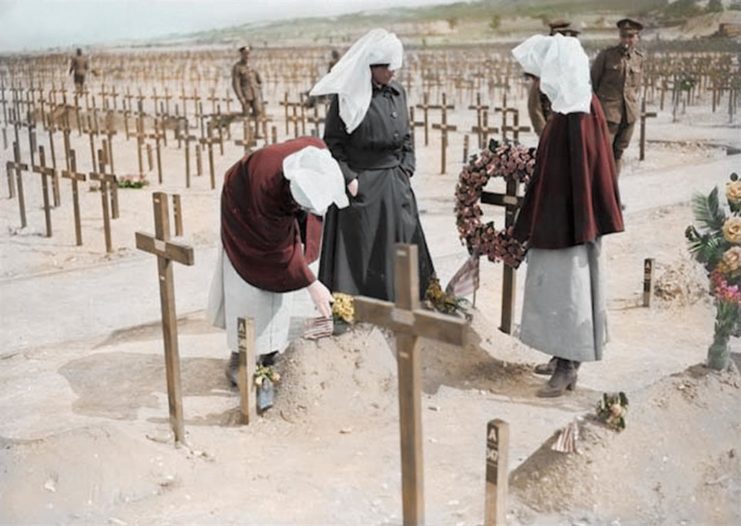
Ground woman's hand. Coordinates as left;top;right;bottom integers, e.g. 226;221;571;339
307;280;333;318
347;178;359;197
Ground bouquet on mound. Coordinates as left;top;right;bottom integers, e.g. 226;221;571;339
685;172;741;370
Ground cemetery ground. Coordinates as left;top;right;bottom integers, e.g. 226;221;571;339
1;77;741;524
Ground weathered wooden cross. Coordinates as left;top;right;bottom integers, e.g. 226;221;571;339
88;149;117;253
60;149;87;246
431;107;457;174
135;192;195;444
353;244;476;526
480;157;524;334
638;98;657;162
7;141;28;227
31;145;55;237
483;419;510;526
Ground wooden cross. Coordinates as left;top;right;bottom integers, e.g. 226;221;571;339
431;107;457;174
470;111;499;150
484;419;509;526
639;98;657;162
46;127;61;207
172;194;183;237
182;132;199;188
132;116;148;178
468;93;490;148
61;149;87;246
88;149;116;253
135;192;195;444
147;118;165;184
414;93;433;146
237;317;258;425
234;117;256;154
7;141;28;227
481;170;523;334
353;244;476;526
31;145;55;237
199;126;219;190
501;110;530;143
643;258;654;307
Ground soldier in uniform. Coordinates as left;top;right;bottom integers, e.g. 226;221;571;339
68;48;89;94
231;44;264;137
527;20;581;136
591;18;644;177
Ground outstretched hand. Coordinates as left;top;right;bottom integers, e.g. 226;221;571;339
307;280;333;318
347;178;359;197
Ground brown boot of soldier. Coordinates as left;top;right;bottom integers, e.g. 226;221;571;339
533;356;557;375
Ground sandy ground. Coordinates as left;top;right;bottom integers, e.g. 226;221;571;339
1;76;740;525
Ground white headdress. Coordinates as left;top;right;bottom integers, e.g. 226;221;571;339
282;146;349;216
512;33;591;115
309;28;403;133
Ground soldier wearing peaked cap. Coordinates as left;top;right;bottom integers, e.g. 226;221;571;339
232;43;265;137
591;18;645;179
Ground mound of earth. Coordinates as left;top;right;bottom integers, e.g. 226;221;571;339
510;364;741;525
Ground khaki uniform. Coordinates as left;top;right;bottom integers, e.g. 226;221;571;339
527;78;552;137
591;45;644;167
69;55;89;92
232;60;264;119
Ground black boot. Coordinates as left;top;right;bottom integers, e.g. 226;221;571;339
533;356;557;376
536;358;579;398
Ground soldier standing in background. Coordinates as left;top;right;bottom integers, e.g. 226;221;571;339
69;48;89;94
527;20;581;136
591;18;644;178
232;44;264;137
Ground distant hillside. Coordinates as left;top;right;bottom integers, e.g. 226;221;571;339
145;0;740;50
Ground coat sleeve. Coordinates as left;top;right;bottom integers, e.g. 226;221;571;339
323;95;358;184
527;79;547;136
400;88;416;176
591;50;606;92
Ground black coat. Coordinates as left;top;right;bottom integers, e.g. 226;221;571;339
318;81;435;301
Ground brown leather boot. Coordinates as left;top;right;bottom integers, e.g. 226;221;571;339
533;357;557;375
536;359;579;398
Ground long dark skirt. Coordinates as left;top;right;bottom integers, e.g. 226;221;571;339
318;165;435;301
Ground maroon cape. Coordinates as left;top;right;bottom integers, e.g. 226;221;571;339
513;95;624;249
221;137;325;293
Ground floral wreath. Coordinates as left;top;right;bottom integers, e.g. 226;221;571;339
455;140;535;268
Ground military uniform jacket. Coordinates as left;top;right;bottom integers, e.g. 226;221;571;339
231;61;262;102
591;45;643;124
69;56;89;76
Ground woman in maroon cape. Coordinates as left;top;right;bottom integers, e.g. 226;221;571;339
511;34;624;397
207;137;349;386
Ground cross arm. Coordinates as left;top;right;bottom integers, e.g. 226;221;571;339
135;231;195;266
354;296;478;347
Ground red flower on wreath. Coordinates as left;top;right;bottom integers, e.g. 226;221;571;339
454;141;535;268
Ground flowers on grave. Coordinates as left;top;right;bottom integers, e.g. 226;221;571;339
686;172;741;370
117;174;149;189
331;292;355;325
596;392;628;431
726;180;741;205
722;216;741;244
454;140;534;268
254;364;280;387
424;277;472;319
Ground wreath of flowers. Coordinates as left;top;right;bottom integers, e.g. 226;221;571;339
455;140;535;268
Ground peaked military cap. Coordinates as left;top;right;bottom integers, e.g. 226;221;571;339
617;18;643;34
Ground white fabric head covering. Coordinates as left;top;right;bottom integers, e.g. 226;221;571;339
309;28;403;133
282;146;349;216
512;33;591;115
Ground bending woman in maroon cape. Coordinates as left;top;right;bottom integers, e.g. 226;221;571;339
511;34;624;398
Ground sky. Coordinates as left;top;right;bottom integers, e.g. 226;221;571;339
0;0;462;52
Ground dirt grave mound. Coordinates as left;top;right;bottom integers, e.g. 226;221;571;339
510;364;741;524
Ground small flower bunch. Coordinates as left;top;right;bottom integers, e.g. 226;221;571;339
596;392;629;431
331;292;355;324
254;364;280;387
424;277;472;319
117;174;149;189
686;173;741;368
455;140;534;267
